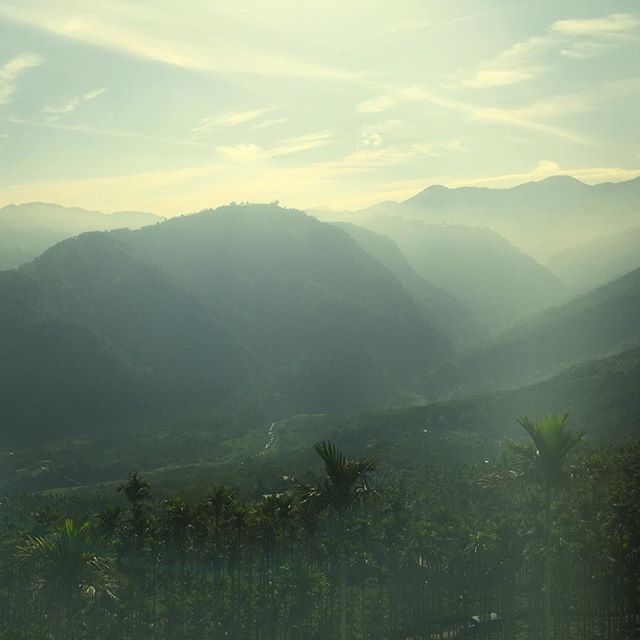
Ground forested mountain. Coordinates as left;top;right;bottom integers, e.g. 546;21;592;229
354;215;568;330
0;270;151;444
116;205;454;407
0;202;163;269
0;204;456;445
334;222;488;349
547;224;640;290
424;266;640;398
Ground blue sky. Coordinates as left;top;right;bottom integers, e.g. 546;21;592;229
0;0;638;215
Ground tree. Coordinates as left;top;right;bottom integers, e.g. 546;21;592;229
299;441;377;640
118;472;151;546
17;518;117;629
513;414;584;640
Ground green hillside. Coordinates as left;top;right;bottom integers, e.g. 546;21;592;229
424;267;640;398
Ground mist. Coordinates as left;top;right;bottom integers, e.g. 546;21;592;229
1;2;640;639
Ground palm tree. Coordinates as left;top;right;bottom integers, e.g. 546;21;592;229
95;506;124;542
118;472;151;547
514;413;584;640
118;472;150;516
299;441;377;640
17;518;117;629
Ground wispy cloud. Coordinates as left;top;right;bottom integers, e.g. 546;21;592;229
0;2;366;82
1;114;210;148
552;13;639;36
42;87;106;119
0;53;42;106
216;130;333;162
355;85;588;143
463;69;537;89
462;12;639;88
191;108;275;137
252;117;289;131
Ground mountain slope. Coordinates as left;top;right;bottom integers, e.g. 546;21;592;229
0;204;456;444
0;270;153;445
547;225;640;290
424;267;640;398
356;215;568;330
21;233;252;403
334;222;488;349
116;204;454;385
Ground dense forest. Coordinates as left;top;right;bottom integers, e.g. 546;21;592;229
1;419;639;640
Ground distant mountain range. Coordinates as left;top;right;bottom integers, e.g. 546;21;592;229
352;175;640;259
0;202;163;269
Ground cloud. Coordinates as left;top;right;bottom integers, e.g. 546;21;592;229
216;130;333;162
471;108;589;144
552;13;639;37
306;138;465;179
0;2;365;82
83;87;107;101
1;114;210;148
360;119;403;147
462;12;639;88
0;53;42;106
42;87;107;118
356;85;587;143
252;117;289;130
191;108;275;136
356;95;397;113
463;69;536;89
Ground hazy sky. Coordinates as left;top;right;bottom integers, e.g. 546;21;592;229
0;0;638;215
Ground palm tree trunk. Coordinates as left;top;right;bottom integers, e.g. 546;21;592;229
338;513;347;640
339;555;347;640
544;485;553;640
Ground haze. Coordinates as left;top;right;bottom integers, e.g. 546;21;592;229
1;0;639;215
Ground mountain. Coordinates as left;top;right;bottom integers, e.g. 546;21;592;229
0;204;456;444
115;205;454;403
354;215;569;330
0;202;163;268
362;175;640;260
334;222;488;349
261;344;640;473
0;270;153;445
546;225;640;290
424;266;640;399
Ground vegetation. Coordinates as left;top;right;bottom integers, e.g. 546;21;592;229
1;431;639;639
1;194;640;639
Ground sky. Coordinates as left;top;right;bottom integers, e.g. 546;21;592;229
0;0;638;215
